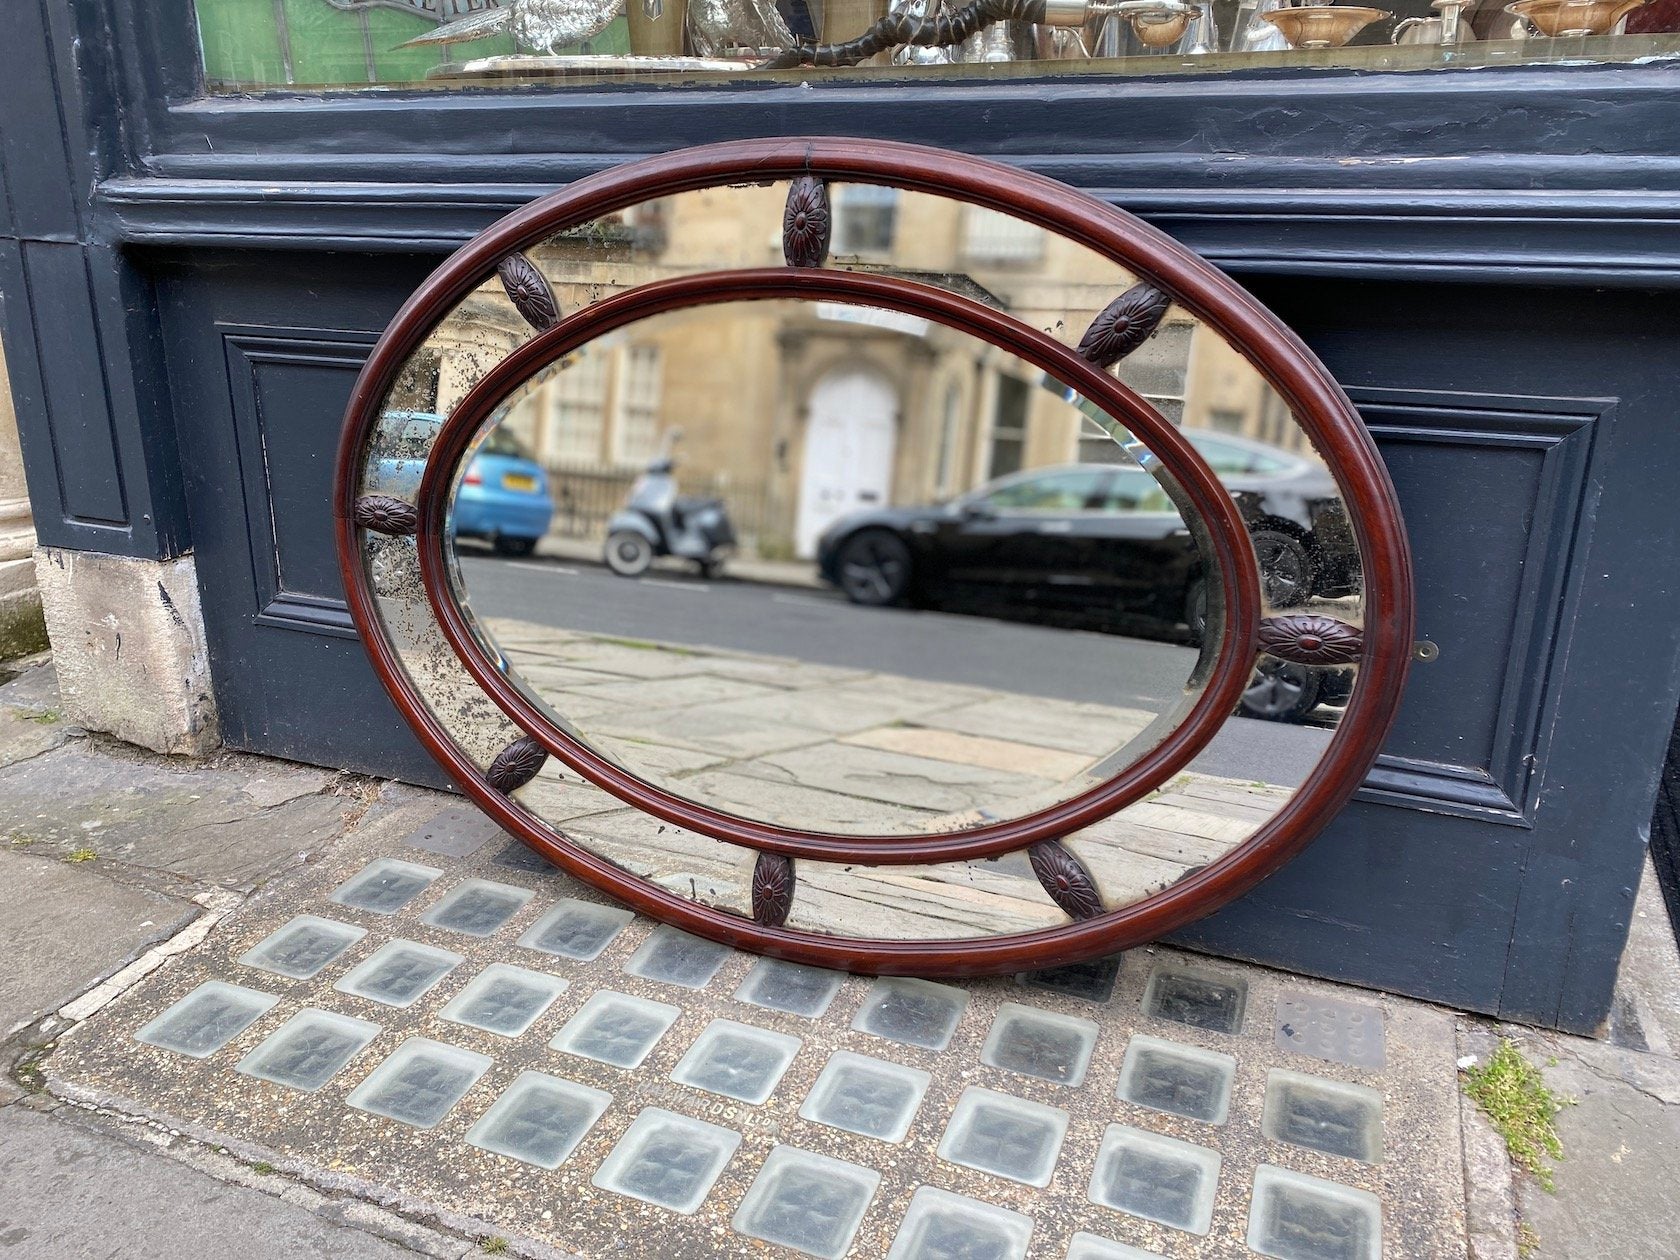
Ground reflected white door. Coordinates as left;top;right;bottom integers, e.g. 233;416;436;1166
796;369;897;559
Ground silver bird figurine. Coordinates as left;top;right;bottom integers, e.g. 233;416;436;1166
399;0;627;56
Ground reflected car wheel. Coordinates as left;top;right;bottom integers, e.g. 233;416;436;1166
1184;576;1209;646
493;535;537;557
838;530;913;606
1250;527;1317;609
605;531;654;577
1241;659;1322;723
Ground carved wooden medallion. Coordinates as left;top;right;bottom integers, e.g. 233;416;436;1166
486;735;548;794
1076;282;1172;369
497;253;562;331
352;494;419;537
782;176;832;269
752;852;795;927
1028;840;1105;921
1258;614;1364;666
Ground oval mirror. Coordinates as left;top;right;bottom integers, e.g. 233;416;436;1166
338;139;1412;971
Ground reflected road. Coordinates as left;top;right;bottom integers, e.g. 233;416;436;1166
458;552;1333;786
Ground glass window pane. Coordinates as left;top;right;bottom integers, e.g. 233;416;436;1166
192;0;1680;93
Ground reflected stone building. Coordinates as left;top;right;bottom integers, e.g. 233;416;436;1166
420;182;1309;560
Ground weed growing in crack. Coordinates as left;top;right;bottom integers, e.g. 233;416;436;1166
1463;1039;1571;1192
481;1239;509;1255
64;848;97;864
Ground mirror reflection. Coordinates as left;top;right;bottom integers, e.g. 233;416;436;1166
364;182;1364;928
448;299;1214;836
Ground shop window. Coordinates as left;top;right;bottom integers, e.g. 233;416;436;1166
610;344;665;467
192;0;1680;92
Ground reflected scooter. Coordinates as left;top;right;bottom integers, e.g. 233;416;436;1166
604;445;737;579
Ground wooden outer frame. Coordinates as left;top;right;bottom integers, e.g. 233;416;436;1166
414;270;1261;864
334;137;1414;976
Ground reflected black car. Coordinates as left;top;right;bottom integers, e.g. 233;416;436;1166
814;431;1359;720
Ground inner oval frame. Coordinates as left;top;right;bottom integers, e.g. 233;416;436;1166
417;270;1263;864
336;137;1414;974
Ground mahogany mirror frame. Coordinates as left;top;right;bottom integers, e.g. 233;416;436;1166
334;136;1415;976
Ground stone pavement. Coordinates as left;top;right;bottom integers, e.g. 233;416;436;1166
0;655;1676;1260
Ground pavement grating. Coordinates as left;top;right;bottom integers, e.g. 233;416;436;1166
48;807;1468;1259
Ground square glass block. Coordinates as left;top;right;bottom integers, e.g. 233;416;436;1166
328;857;443;915
735;958;845;1019
937;1086;1070;1188
733;1146;881;1260
419;879;534;938
1017;954;1123;1004
346;1036;492;1129
236;1008;382;1092
334;939;464;1008
1274;993;1386;1069
133;981;278;1059
1142;965;1249;1036
980;1003;1100;1087
550;991;681;1069
1067;1233;1166;1260
1247;1164;1382;1260
592;1107;741;1215
850;977;968;1052
1087;1125;1221;1236
671;1019;801;1105
238;915;368;980
885;1186;1033;1260
518;898;633;962
623;926;733;990
439;963;568;1038
1116;1035;1237;1126
799;1050;931;1144
466;1070;611;1169
1261;1070;1384;1164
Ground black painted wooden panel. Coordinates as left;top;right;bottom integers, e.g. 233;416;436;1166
153;253;446;785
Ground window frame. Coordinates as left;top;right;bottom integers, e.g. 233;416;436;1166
78;3;1680;295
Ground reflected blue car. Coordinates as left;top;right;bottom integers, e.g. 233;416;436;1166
369;412;554;557
453;427;554;556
